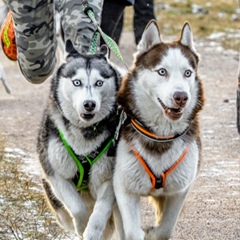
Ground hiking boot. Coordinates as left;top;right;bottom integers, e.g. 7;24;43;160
0;11;17;61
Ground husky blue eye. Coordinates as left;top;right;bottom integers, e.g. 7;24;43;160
72;80;82;86
95;80;104;87
184;70;192;77
158;68;167;76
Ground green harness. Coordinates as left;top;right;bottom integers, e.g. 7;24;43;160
58;129;114;191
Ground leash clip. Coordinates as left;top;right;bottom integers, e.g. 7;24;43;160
114;109;127;142
82;1;93;16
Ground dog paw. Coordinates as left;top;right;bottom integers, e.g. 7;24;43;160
144;226;171;240
144;226;154;240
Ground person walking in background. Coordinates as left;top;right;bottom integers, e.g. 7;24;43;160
1;0;60;84
100;0;133;45
114;0;155;45
0;0;133;84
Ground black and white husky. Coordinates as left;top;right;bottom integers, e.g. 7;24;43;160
113;20;204;240
37;45;123;239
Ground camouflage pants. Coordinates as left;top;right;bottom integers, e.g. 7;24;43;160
6;0;103;84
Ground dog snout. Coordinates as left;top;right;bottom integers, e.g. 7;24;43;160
173;91;188;108
83;100;96;112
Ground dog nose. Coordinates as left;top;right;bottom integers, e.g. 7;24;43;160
83;100;96;112
173;91;188;108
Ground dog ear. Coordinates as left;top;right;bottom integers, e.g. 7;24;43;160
180;22;197;53
99;44;110;59
65;39;81;61
136;20;162;55
65;39;80;55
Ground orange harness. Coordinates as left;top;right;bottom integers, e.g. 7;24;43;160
130;118;190;190
132;145;190;189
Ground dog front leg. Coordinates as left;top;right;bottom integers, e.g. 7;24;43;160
145;189;189;240
48;175;89;236
83;180;115;240
112;204;125;240
114;183;144;240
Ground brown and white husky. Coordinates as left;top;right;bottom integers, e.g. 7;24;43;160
113;20;204;240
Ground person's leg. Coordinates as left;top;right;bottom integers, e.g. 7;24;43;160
112;13;124;45
100;0;126;46
6;0;56;84
134;0;155;44
59;0;103;54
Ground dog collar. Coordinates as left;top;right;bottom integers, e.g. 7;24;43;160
131;118;189;142
131;144;190;189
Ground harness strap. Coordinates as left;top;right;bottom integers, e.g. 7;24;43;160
131;118;189;142
131;144;190;190
162;145;190;187
58;129;114;190
131;148;157;189
59;130;86;189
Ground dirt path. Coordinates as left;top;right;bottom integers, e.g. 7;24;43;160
0;32;239;239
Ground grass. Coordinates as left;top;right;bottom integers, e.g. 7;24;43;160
124;0;239;50
0;144;74;240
